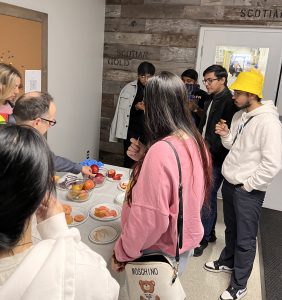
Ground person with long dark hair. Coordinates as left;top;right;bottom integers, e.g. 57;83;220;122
112;71;212;274
0;124;119;299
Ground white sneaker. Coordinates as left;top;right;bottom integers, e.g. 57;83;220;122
204;260;233;273
220;286;247;300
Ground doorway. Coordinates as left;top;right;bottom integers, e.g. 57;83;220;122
196;26;282;116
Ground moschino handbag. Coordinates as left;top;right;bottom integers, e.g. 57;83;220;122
125;140;186;300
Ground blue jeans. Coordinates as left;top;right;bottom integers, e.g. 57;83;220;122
201;165;223;241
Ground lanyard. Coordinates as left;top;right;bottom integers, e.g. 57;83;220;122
232;116;254;145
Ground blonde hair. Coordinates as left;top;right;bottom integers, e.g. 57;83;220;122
0;63;22;105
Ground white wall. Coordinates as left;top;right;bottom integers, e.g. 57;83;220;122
3;0;105;162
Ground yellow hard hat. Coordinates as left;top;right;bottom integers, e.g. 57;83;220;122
229;68;264;99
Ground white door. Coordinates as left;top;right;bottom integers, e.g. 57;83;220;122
196;26;282;211
196;26;282;116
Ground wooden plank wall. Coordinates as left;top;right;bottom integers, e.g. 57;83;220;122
100;0;282;166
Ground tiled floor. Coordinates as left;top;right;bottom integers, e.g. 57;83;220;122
116;198;262;300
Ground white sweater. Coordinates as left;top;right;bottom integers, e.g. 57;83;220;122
221;101;282;192
0;213;119;300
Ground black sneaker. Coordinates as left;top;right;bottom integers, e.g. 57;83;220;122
219;286;247;300
193;239;208;257
204;260;233;273
209;230;217;243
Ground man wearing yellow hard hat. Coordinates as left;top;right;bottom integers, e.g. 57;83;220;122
204;68;282;300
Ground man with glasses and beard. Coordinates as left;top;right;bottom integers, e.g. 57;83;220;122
194;65;238;257
12;91;93;176
205;69;282;300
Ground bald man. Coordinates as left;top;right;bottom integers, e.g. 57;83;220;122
13;91;92;176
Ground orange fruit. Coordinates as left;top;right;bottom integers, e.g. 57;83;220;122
83;179;95;190
74;214;85;222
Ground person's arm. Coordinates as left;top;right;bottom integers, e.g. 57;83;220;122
215;119;234;150
52;152;82;174
114;205;169;262
244;121;282;192
36;196;120;299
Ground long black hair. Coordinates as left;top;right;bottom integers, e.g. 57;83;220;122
127;71;212;205
0;124;55;251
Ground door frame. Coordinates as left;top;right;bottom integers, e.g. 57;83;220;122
195;25;282;115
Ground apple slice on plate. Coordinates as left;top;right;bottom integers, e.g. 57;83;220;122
89;203;121;221
106;170;128;182
117;179;129;192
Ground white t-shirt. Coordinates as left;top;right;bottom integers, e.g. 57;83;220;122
202;101;213;138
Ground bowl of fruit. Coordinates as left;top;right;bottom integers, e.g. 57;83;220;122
65;178;95;202
91;168;107;187
89;164;107;188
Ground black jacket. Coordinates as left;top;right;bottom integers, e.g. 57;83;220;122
199;87;238;166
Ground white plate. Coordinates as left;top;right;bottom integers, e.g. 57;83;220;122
117;179;129;192
89;203;121;221
89;225;119;244
114;192;126;206
64;206;88;227
106;170;127;182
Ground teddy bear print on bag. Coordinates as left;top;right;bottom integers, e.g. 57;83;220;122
139;280;160;300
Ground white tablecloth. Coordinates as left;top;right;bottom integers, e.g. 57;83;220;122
32;164;130;285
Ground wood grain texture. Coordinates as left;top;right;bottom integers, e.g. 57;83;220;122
145;19;200;34
201;0;252;5
101;1;282;163
105;18;146;33
105;5;121;17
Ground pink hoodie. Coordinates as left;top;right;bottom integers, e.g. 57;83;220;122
114;135;206;262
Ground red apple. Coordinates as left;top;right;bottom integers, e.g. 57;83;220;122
108;169;116;178
95;172;104;178
90;164;99;174
94;173;105;184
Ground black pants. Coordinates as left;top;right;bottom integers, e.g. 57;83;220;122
219;180;265;289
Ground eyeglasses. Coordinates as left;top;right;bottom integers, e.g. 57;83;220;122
202;78;219;85
232;91;246;97
40;117;57;126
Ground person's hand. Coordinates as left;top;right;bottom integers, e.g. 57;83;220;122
127;138;145;162
188;100;199;112
215;119;229;137
81;166;93;177
135;101;145;111
111;256;126;273
36;193;63;223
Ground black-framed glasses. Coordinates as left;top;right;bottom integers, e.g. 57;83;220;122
202;78;219;85
40;117;57;126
